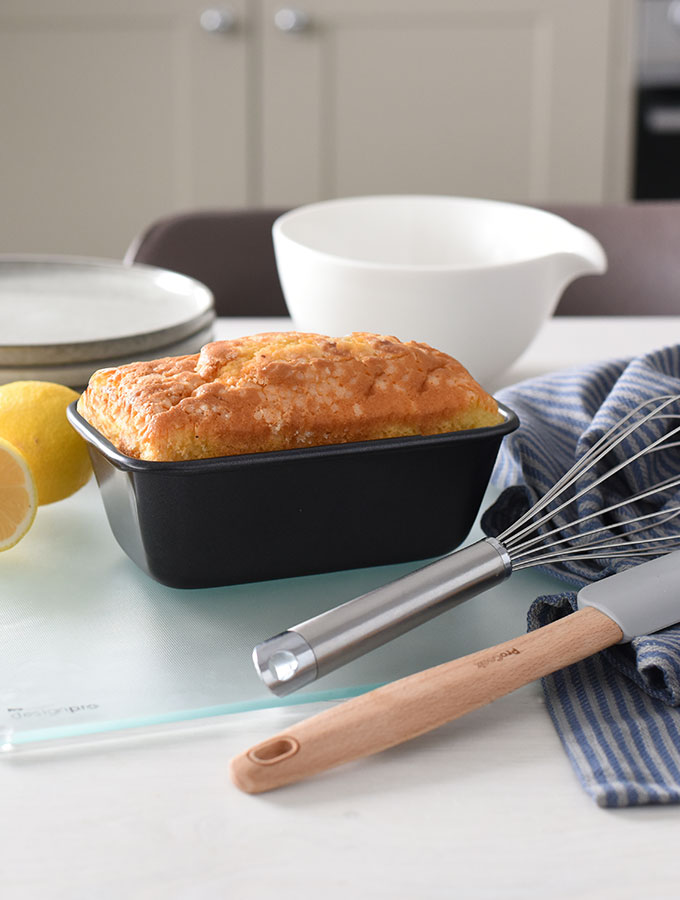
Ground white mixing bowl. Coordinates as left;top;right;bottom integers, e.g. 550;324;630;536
272;195;606;386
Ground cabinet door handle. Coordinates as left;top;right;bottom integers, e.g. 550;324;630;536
274;8;310;33
669;0;680;29
200;8;236;33
645;106;680;134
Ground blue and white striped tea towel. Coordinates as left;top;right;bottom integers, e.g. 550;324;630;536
481;346;680;807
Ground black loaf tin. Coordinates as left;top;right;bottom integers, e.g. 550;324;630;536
67;401;518;589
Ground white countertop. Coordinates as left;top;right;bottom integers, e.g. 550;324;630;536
4;316;680;900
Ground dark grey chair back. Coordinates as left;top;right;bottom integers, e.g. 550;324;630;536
126;202;680;319
125;208;289;316
541;202;680;315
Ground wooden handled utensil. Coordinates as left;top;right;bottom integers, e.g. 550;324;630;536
230;550;680;794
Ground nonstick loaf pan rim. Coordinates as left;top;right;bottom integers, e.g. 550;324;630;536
66;400;518;472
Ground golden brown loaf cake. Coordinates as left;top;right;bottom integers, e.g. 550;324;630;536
77;332;504;461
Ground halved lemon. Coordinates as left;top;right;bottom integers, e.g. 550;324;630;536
0;436;37;551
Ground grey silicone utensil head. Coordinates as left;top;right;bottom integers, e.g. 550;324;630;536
577;549;680;642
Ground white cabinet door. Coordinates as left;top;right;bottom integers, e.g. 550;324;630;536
0;0;634;257
0;0;250;257
260;0;632;207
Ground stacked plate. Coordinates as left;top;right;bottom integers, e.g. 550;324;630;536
0;256;215;389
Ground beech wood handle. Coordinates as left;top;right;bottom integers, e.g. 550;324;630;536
230;606;622;793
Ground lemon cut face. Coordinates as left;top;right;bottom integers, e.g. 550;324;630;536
0;381;91;505
0;437;37;551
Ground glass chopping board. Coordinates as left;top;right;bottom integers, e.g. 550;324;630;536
0;479;567;751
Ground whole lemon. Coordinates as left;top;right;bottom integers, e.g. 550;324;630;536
0;381;92;505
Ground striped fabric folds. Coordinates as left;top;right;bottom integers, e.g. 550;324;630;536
482;346;680;807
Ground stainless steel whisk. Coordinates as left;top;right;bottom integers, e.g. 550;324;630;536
253;394;680;695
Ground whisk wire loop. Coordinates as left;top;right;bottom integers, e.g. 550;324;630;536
496;394;680;570
508;478;680;561
500;394;680;546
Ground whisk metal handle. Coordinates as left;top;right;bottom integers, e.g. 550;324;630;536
253;537;512;696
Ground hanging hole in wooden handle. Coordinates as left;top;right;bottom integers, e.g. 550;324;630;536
247;736;300;765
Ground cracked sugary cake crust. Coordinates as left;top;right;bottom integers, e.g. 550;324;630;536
77;332;504;461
